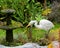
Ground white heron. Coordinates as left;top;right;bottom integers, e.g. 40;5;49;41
26;19;54;38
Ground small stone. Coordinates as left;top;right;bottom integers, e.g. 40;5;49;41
1;9;15;14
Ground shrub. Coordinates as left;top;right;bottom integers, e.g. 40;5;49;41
47;1;60;23
0;0;44;27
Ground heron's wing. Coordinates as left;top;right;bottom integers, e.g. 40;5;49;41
39;19;54;31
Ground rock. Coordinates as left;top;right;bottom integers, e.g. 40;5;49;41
0;43;48;48
0;45;5;48
52;41;59;48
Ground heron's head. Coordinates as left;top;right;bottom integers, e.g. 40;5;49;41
26;20;37;27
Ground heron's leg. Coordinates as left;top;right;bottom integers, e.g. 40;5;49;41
45;30;50;39
48;29;50;34
27;26;32;41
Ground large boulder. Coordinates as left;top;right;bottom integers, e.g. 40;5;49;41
0;43;48;48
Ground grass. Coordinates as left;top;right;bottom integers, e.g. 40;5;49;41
0;23;60;45
0;29;5;39
0;23;60;39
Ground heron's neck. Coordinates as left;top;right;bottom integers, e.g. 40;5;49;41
34;21;45;29
34;21;41;28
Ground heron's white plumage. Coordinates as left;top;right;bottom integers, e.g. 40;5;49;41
28;19;54;31
39;19;54;31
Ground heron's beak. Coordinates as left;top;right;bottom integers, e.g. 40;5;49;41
26;24;31;28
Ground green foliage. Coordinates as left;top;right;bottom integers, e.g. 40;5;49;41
0;23;60;46
0;0;60;46
35;14;45;21
0;0;44;26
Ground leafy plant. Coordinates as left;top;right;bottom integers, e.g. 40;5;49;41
42;8;51;16
0;0;47;27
